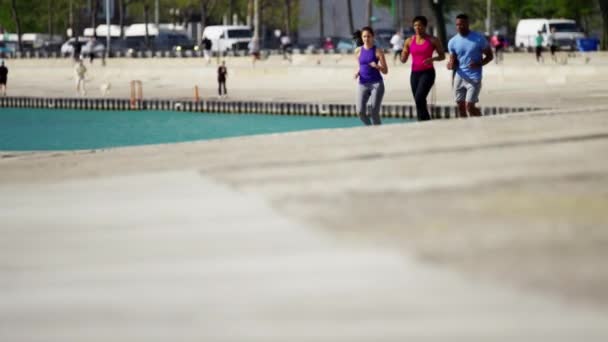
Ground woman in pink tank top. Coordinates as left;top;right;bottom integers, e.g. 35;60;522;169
400;16;445;121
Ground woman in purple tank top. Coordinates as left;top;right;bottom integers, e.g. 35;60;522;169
354;27;388;125
401;16;445;121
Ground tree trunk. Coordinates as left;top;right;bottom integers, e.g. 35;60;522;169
253;0;260;39
200;0;207;31
318;0;324;39
144;3;150;48
69;0;74;36
347;0;354;33
366;0;372;27
600;0;608;50
283;0;291;36
74;1;80;39
430;0;447;48
10;0;23;53
48;0;54;37
119;0;124;38
229;0;235;19
92;0;100;33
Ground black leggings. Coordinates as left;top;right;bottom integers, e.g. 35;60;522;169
410;68;436;121
218;80;227;95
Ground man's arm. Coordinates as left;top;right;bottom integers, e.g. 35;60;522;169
446;53;457;70
480;46;494;66
470;46;493;68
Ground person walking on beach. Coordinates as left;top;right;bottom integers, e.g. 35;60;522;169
74;59;87;96
547;27;558;62
86;37;96;64
71;37;84;61
390;30;404;65
217;60;228;98
447;14;493;118
249;37;261;67
535;31;544;63
401;16;445;121
0;60;8;96
280;34;292;61
490;31;505;64
354;27;388;126
202;36;212;64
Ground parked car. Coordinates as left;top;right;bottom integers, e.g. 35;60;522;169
0;41;15;55
336;37;357;51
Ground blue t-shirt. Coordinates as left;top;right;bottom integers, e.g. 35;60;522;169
448;31;488;81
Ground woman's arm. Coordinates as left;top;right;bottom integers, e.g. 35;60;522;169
400;38;411;64
375;49;389;74
432;37;446;62
423;37;446;65
354;47;361;79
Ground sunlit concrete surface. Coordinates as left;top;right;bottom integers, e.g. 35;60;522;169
1;106;607;341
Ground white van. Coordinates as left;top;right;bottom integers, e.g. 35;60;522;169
515;19;584;50
201;25;252;53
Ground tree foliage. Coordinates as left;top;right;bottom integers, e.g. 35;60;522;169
0;0;605;49
0;0;299;37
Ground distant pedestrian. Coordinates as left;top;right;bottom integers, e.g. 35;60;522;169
535;31;544;63
217;61;228;97
280;34;292;61
249;37;261;66
354;27;388;126
202;35;212;64
0;60;8;96
447;13;494;118
547;27;557;62
323;37;335;51
86;37;97;64
390;31;404;65
71;37;84;61
490;31;505;64
74;59;87;96
352;30;363;48
401;16;445;121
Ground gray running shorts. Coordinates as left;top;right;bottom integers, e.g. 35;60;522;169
454;74;482;103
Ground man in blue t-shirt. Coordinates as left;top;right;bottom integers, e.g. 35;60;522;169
447;14;493;117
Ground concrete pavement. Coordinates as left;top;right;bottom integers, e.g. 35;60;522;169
1;106;607;340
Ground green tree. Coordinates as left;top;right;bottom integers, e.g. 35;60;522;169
600;0;608;49
429;0;448;47
10;0;23;52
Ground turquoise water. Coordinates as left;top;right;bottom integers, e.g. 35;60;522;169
0;108;410;151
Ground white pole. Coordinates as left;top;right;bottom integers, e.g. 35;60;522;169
106;0;111;55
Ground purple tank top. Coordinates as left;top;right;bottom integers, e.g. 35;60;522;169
358;46;383;84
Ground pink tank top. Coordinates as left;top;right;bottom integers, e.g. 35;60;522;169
410;36;434;72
